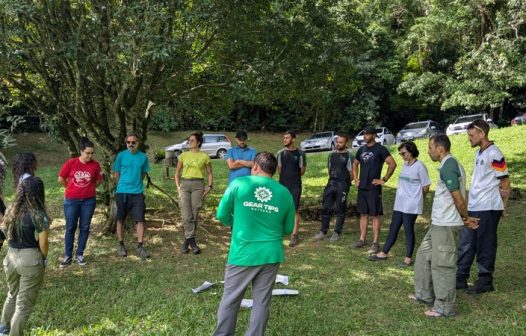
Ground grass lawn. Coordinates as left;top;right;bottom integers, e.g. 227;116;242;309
0;127;525;335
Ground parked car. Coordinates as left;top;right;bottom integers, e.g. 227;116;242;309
164;133;232;158
396;120;442;144
446;113;497;136
300;131;337;152
351;127;396;150
511;113;526;126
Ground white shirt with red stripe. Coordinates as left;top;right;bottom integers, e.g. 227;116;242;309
468;143;508;211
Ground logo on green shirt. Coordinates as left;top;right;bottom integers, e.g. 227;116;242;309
254;187;273;202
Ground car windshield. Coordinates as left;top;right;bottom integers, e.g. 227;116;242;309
454;115;484;124
376;128;383;134
309;132;332;139
403;122;428;130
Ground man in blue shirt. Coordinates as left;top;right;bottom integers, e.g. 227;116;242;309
112;132;151;259
225;130;256;184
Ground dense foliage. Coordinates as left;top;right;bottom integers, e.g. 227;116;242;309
1;0;525;140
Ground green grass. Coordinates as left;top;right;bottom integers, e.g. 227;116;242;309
1;127;526;335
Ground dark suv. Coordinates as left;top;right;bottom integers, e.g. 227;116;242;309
396;120;442;144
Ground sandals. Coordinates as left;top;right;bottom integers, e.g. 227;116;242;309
424;309;456;318
407;294;433;306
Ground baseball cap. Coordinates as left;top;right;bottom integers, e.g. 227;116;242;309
235;130;248;140
363;126;377;134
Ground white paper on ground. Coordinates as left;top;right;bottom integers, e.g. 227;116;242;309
275;274;289;285
272;289;299;296
192;281;216;294
240;299;253;308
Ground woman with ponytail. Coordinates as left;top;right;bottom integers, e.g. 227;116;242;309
58;138;103;267
0;159;50;335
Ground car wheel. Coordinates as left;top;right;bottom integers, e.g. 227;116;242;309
174;150;182;158
382;139;386;145
330;142;335;151
217;149;227;159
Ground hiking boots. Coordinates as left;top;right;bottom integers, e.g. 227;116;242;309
136;245;150;259
181;239;190;254
189;237;201;255
313;231;326;241
466;285;495;295
289;234;299;247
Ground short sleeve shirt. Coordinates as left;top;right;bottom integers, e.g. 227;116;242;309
226;146;257;184
431;155;466;226
277;148;306;187
393;160;431;214
468;144;508;211
327;151;353;183
355;143;391;190
113;150;150;194
59;158;103;199
179;151;211;179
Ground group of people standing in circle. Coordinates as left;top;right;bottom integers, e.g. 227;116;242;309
0;118;512;334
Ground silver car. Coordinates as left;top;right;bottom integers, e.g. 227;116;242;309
165;133;232;158
396;120;442;144
446;113;497;136
351;127;396;150
300;131;337;152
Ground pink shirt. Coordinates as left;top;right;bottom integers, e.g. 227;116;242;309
59;158;103;199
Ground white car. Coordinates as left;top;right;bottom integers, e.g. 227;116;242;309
165;133;232;158
446;113;497;136
351;127;396;150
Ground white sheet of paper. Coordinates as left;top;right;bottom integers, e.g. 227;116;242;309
240;299;253;308
275;274;289;285
192;281;216;294
272;289;299;296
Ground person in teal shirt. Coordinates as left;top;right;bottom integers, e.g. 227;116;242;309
112;132;150;259
213;152;295;336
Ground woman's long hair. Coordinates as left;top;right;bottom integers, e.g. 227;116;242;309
12;153;37;189
4;176;50;240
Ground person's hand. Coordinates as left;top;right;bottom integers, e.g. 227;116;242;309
202;186;212;198
463;216;479;229
353;179;360;186
372;179;385;186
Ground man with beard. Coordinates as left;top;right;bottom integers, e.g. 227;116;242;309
456;119;510;294
351;126;397;254
313;134;354;242
225;130;257;184
277;131;306;247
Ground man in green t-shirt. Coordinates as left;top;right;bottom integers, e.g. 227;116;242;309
213;152;295;336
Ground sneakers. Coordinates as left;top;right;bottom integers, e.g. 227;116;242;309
118;244;127;257
181;239;190;254
59;256;72;269
368;242;380;254
456;279;468;290
313;231;326;241
329;232;340;243
289;234;299;247
351;239;367;249
136;246;150;259
75;255;87;266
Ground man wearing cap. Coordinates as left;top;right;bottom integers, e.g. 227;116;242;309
225;130;257;184
352;126;397;254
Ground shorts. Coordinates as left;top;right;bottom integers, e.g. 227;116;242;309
357;189;383;216
283;184;301;210
115;193;145;222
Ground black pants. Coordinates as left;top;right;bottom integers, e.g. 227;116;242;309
382;211;418;257
320;180;350;234
456;210;502;288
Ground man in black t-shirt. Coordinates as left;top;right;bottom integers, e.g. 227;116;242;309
351;126;397;254
313;134;354;242
277;131;307;247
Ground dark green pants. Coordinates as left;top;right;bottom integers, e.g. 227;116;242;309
414;225;461;316
1;248;45;336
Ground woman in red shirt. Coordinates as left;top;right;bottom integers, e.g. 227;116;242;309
58;138;103;267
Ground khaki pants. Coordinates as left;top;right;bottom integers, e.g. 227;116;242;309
414;225;461;316
179;179;204;239
1;248;45;336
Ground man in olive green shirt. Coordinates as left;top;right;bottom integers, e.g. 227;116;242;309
213;152;295;336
